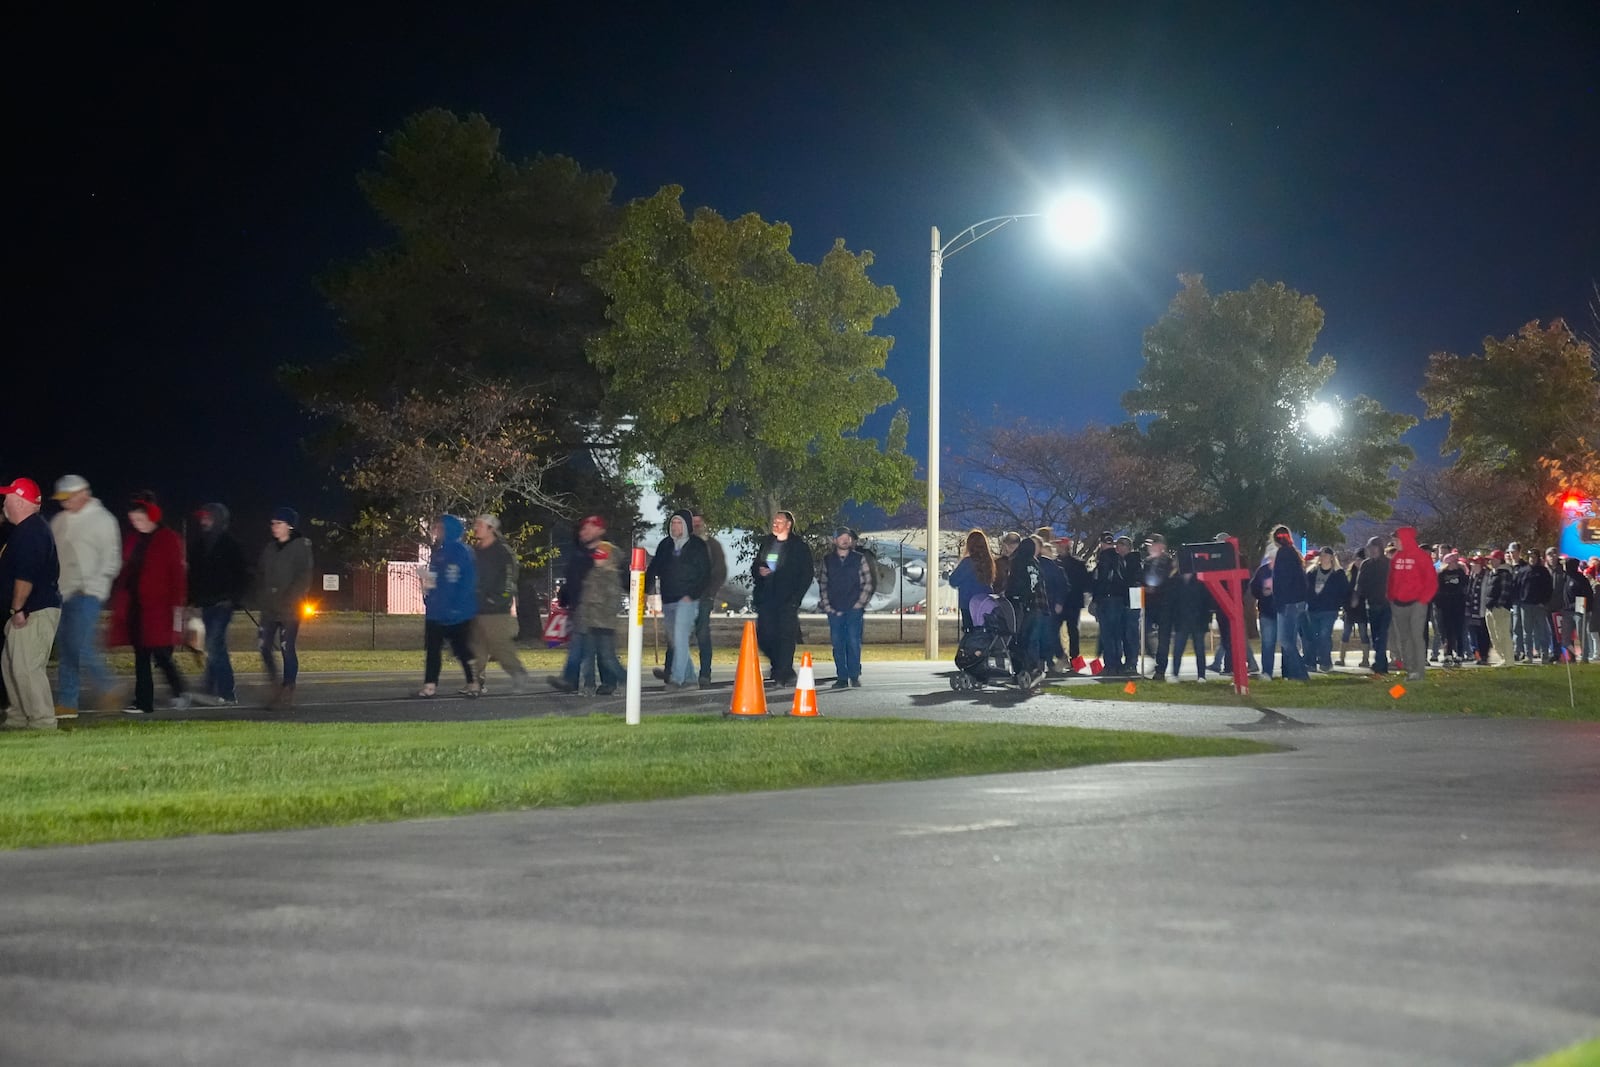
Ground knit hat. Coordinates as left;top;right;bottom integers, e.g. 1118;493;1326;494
271;506;299;527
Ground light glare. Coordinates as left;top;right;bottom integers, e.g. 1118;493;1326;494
1306;401;1341;438
1045;191;1108;250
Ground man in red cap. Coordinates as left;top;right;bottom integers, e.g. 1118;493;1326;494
0;478;64;728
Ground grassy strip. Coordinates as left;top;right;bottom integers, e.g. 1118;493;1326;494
104;644;945;675
0;716;1273;850
1052;664;1600;719
1513;1037;1600;1067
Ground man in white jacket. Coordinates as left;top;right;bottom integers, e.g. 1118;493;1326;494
49;475;122;716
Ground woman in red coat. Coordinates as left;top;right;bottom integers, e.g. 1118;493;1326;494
108;495;190;714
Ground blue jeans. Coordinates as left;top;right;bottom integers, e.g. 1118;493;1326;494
260;615;301;686
1258;612;1277;677
201;602;237;701
828;610;864;683
56;594;114;710
1367;603;1393;672
565;629;624;688
1122;608;1143;672
1277;602;1309;679
1511;604;1528;659
1309;610;1339;672
1098;599;1126;671
663;599;697;684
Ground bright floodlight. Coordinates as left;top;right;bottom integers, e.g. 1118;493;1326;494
1305;401;1341;438
1045;191;1108;250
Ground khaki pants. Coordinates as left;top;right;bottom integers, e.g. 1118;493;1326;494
471;613;527;683
1485;607;1512;666
3;607;61;728
1391;601;1428;679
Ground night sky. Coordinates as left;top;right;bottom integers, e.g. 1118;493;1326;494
18;3;1598;546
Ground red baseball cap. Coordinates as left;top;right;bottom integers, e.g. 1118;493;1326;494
0;478;41;505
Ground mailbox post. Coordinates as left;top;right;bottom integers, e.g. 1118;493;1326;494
1182;537;1252;695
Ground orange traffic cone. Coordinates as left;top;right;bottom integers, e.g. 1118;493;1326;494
789;651;820;717
727;620;769;717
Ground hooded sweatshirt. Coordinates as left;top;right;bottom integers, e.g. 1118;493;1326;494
424;515;477;625
1385;527;1439;605
1355;536;1391;606
189;503;249;607
49;495;122;601
645;509;710;602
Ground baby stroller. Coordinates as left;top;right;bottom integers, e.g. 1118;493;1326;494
951;595;1034;690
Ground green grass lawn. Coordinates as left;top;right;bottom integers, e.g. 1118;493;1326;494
1514;1036;1600;1067
0;716;1273;850
1053;664;1600;719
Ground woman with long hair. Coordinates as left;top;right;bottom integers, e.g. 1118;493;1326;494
947;529;996;632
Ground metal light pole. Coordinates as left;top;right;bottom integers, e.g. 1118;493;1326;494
926;215;1040;660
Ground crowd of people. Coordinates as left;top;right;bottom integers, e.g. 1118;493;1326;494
948;523;1598;688
0;474;315;730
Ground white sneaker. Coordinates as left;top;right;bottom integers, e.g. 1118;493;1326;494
171;694;193;711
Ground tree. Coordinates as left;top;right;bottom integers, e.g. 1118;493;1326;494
286;109;619;421
1124;275;1415;548
1382;463;1525;550
586;186;916;537
945;416;1209;538
317;380;566;541
1419;319;1600;542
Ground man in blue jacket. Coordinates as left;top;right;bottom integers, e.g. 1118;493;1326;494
418;514;477;698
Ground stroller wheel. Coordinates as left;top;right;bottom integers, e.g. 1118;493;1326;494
950;674;964;690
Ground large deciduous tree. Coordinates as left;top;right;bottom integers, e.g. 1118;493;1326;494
586;185;915;537
1419;319;1600;542
945;417;1208;539
1124;275;1415;548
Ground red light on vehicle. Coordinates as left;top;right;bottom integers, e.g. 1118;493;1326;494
1561;492;1587;512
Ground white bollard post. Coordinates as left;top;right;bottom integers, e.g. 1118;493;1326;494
626;547;646;725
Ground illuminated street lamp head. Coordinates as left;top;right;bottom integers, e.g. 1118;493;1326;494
1305;401;1341;438
1045;191;1109;250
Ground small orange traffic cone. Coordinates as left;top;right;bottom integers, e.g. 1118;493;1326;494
789;651;820;717
727;620;769;718
1122;681;1138;695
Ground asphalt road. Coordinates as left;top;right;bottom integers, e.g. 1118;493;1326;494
2;662;1597;1066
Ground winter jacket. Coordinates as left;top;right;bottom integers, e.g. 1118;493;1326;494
1385;527;1439;605
556;534;594;611
700;532;728;600
1249;562;1276;618
474;537;519;615
1271;540;1309;606
646;511;710;602
49;496;122;601
1487;564;1514;610
1058;553;1091;610
818;549;876;613
1355;538;1390;607
1142;552;1176;621
108;526;185;648
423;515;477;625
256;533;314;620
1562;559;1593;613
1305;564;1350;614
949;555;994;616
751;533;813;610
1169;573;1215;632
1510;561;1532;602
575;539;623;634
1004;537;1047;614
1095;551;1143;604
1519;561;1554;607
188;505;248;607
1040;555;1069;616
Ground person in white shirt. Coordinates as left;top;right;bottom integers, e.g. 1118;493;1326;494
48;475;122;717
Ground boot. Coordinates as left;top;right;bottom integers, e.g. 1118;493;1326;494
265;682;283;709
1337;641;1348;666
1359;646;1370;668
275;684;296;709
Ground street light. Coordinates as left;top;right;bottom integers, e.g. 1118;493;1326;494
926;191;1107;660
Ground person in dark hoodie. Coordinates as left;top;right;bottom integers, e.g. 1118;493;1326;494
189;503;249;705
1433;552;1469;666
1557;556;1592;664
417;514;477;698
1003;533;1048;687
645;509;710;690
1166;570;1215;680
257;506;313;708
469;513;529;695
1386;525;1439;682
752;510;813;686
1268;525;1310;680
1355;535;1393;674
1518;550;1555;665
